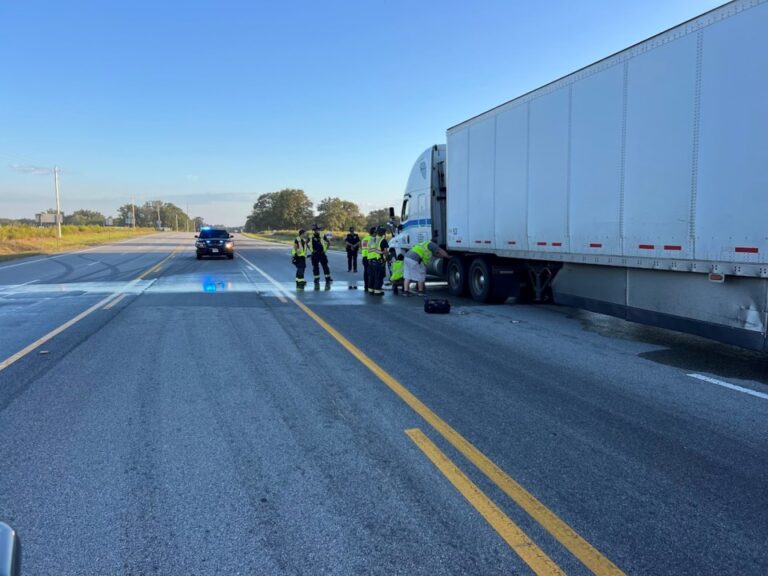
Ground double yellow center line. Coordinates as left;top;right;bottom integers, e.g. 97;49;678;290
240;251;624;575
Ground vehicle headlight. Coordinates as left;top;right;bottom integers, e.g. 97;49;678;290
225;241;234;247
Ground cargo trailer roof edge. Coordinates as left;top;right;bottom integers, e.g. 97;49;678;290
447;0;757;133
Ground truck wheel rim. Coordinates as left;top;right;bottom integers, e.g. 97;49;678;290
472;269;486;295
450;267;461;288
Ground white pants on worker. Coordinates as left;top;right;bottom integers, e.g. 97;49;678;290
403;258;426;293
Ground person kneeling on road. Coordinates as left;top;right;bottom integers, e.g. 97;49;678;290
310;224;333;283
390;253;405;295
403;238;448;296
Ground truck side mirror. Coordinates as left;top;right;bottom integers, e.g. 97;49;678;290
194;234;199;238
229;234;234;238
389;207;395;219
0;522;21;576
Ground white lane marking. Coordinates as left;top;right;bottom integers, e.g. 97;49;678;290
0;275;155;372
87;261;99;267
0;245;102;270
102;292;129;310
237;253;290;303
687;373;768;401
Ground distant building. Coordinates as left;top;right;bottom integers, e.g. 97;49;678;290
36;213;62;226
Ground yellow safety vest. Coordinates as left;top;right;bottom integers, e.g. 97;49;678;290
411;241;433;265
292;236;307;257
361;235;371;258
390;260;404;281
367;236;383;260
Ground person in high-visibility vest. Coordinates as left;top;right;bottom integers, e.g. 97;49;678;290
403;237;449;296
361;226;375;292
291;229;310;287
367;226;389;295
389;253;405;295
310;224;332;283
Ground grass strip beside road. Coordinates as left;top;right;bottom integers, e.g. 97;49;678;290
242;231;351;252
0;226;157;262
406;428;566;576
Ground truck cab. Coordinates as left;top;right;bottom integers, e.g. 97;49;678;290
389;145;446;260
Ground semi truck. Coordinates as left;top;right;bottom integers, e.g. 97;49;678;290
389;0;768;351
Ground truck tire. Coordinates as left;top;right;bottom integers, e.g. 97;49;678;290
468;257;494;302
447;257;469;297
196;253;202;260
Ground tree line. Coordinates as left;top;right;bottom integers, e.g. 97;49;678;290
244;188;398;233
2;201;204;230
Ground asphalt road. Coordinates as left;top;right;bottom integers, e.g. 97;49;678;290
0;233;766;575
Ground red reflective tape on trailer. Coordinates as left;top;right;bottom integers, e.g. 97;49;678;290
483;240;491;244
664;245;682;251
474;240;482;244
507;241;517;245
639;244;655;250
589;243;603;248
735;247;759;254
455;240;462;244
552;242;562;247
537;242;547;246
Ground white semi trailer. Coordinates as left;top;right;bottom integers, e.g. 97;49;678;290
389;0;768;351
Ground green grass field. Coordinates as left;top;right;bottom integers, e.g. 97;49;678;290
0;225;157;262
243;230;354;252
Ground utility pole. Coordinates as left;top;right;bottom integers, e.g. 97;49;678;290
156;201;162;229
131;193;136;229
54;166;62;239
175;213;178;232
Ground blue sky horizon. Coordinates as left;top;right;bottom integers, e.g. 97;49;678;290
1;0;724;226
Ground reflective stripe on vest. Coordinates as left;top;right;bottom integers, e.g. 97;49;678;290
361;235;371;258
367;236;383;260
390;260;404;281
292;236;306;257
411;241;432;265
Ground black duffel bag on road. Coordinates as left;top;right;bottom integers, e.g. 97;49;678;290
424;298;451;314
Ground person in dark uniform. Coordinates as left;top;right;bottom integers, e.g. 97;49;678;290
345;227;361;272
310;224;332;283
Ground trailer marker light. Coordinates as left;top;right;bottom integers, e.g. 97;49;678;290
507;241;517;245
639;244;655;250
663;245;682;251
735;247;758;254
589;243;603;248
552;242;562;247
708;273;725;283
537;242;547;246
484;240;492;244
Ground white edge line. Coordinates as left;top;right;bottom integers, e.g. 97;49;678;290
237;254;290;303
103;292;129;310
687;373;768;401
0;291;122;371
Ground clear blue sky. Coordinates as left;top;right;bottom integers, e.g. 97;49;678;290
0;0;724;226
